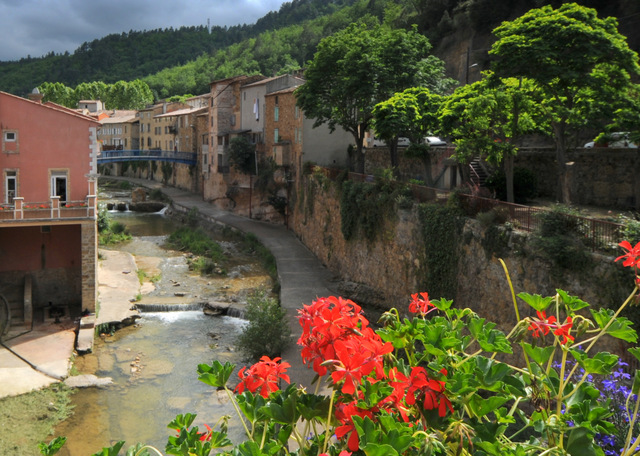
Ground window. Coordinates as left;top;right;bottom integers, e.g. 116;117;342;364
274;106;279;122
2;130;18;153
5;171;16;204
50;171;67;203
274;128;279;143
294;106;300;119
275;96;279;105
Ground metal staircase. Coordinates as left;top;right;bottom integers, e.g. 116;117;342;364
469;157;489;187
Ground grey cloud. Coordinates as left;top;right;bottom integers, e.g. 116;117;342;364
0;0;287;61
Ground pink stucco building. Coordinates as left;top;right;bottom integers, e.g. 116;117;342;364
0;90;100;332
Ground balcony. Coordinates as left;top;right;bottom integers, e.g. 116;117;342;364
0;196;97;222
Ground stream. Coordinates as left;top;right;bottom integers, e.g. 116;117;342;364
53;193;272;454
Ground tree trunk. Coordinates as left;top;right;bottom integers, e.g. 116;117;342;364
422;152;434;187
504;154;515;203
554;123;570;204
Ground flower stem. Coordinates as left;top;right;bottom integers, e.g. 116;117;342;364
224;386;252;439
321;390;336;455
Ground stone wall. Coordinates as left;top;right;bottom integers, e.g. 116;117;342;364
289;174;635;359
81;221;97;313
514;148;640;209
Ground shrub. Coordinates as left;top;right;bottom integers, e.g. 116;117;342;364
531;205;591;269
235;290;291;362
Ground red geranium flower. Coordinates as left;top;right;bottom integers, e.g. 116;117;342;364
235;356;290;398
406;367;453;417
553;317;574;345
616;240;640;269
527;310;556;338
334;401;375;452
409;292;437;316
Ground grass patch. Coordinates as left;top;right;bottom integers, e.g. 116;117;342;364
0;384;74;455
166;226;226;275
136;269;147;284
97;207;132;246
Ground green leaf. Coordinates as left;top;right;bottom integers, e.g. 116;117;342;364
363;443;399;456
431;298;453;311
556;289;590;312
633;370;640;395
197;361;235;388
566;426;597;456
590;309;638;343
523;342;555;366
517;292;553;311
629;347;640;363
468;395;510;418
578;352;619;375
468;318;512;353
91;441;125;456
38;437;67;456
475;356;512;387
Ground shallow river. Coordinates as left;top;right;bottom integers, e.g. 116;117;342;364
53;206;270;454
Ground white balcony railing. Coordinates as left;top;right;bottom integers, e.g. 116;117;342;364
0;196;97;221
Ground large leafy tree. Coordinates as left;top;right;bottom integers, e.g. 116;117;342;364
371;87;443;183
439;75;543;202
490;2;640;203
295;21;454;173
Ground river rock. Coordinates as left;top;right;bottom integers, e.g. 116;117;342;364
129;201;165;213
131;188;146;203
64;374;113;388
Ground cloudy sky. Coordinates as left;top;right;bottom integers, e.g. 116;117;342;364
0;0;289;62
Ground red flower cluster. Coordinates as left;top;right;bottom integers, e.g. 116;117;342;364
235;356;291;398
297;296;392;388
408;292;437;316
527;310;574;344
298;295;454;451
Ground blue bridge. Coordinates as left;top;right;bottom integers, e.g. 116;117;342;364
98;150;197;166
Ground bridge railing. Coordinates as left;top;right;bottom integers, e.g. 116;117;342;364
98;150;197;165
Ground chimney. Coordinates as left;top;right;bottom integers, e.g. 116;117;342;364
28;87;43;104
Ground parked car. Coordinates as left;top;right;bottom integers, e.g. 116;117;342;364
423;136;447;146
370;136;446;147
584;132;637;148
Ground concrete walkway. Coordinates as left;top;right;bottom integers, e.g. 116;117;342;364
0;178;338;398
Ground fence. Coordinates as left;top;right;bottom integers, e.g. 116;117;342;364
313;167;625;252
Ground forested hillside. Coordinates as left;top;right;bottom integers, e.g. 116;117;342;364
1;0;638;99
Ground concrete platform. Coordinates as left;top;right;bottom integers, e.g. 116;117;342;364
0;321;76;398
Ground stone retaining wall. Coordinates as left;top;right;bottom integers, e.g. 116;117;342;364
289;174;635;360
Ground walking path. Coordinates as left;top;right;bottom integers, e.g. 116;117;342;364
0;178;338;398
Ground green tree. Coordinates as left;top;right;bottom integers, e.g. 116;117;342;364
490;2;640;203
38;82;73;106
72;81;109;107
228;136;257;175
105;80;154;110
439;75;542;202
295;21;454;173
371;87;443;183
